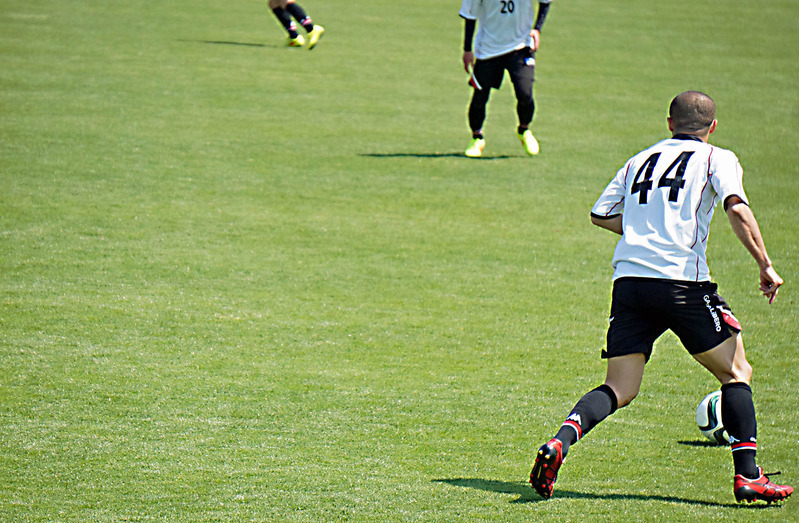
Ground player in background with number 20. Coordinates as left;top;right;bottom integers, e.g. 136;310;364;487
459;0;553;157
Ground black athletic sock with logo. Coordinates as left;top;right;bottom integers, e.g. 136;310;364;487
553;384;618;456
721;382;759;479
286;3;314;32
272;8;299;38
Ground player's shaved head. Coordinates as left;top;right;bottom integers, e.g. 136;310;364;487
669;91;716;134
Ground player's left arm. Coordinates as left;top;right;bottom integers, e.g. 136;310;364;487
725;196;783;303
531;0;552;51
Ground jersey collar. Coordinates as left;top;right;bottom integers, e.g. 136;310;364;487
672;133;704;142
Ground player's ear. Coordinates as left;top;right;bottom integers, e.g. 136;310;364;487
667;117;675;132
708;119;717;134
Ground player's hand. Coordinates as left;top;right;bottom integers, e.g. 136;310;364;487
462;51;475;73
530;29;541;51
759;265;783;304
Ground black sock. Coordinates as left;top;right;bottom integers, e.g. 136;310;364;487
286;3;314;32
472;132;483;139
554;384;618;456
272;8;298;38
517;125;528;135
721;382;759;479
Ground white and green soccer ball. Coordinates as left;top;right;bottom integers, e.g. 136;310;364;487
696;390;730;444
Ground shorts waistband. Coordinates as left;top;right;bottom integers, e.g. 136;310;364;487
614;276;715;288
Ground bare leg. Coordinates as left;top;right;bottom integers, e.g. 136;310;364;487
604;352;646;407
692;334;752;385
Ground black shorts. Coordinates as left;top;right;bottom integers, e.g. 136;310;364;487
603;277;741;362
473;47;535;90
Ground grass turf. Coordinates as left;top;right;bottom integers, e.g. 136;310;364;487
1;0;798;520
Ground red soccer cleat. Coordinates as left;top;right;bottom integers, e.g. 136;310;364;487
734;468;793;504
530;439;564;500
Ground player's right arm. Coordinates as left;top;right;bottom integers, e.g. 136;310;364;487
462;18;476;72
460;0;477;72
591;161;630;236
725;196;783;303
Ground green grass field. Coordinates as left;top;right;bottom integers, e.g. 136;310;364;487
2;0;798;520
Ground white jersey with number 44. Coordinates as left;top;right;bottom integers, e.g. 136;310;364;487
460;0;549;60
591;136;748;283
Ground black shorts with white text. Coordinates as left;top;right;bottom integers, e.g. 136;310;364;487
603;277;741;362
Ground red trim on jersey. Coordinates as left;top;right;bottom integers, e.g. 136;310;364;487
688;147;716;281
601;164;632;217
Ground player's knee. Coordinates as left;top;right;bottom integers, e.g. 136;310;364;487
616;389;638;408
606;383;639;408
734;359;753;384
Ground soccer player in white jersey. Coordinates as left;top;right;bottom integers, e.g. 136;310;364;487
529;91;792;504
459;0;553;157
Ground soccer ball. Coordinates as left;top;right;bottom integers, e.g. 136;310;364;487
696;390;730;444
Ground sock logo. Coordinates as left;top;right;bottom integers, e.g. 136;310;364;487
729;435;740;444
567;413;582;426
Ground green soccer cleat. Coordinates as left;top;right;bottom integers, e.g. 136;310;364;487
287;34;306;47
465;137;486;158
307;25;325;50
518;129;540;156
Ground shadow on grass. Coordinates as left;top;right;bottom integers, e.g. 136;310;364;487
433;478;780;509
678;439;728;448
359;152;514;160
180;39;274;48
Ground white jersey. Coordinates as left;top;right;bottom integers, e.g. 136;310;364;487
591;136;748;282
460;0;551;60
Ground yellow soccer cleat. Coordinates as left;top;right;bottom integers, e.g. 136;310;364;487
307;25;325;50
518;129;540;156
465;137;486;158
287;34;306;47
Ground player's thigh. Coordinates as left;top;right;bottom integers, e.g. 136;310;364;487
269;0;289;8
692;334;752;385
473;57;505;90
668;282;740;355
604;279;668;363
507;49;535;100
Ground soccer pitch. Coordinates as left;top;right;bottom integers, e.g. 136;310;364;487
1;0;797;520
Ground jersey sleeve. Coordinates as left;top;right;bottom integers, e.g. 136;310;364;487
459;0;477;20
591;162;629;219
709;147;748;208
